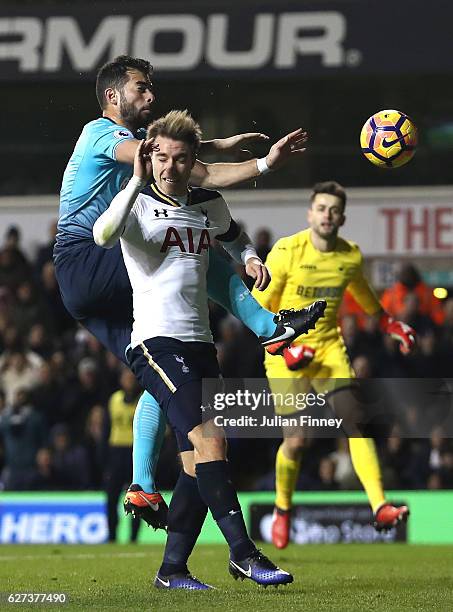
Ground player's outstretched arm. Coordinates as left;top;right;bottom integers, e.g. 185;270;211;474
199;132;269;158
191;128;308;189
93;140;153;248
347;263;416;355
115;132;270;164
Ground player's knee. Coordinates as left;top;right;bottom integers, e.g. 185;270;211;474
282;436;305;457
188;422;226;461
180;450;196;477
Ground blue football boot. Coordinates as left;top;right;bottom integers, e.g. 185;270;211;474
229;549;293;587
154;571;213;590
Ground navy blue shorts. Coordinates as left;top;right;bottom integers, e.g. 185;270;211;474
127;337;221;451
54;238;133;363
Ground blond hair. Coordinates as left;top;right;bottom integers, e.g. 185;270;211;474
147;109;202;157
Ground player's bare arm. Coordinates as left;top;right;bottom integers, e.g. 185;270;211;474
115;138;142;164
199;132;269;158
191;128;308;188
245;258;271;291
115;132;269;166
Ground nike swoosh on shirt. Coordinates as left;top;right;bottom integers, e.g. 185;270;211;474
230;560;252;577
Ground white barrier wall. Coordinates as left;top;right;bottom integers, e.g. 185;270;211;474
2;186;453;259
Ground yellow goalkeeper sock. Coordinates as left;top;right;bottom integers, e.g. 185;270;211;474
349;437;386;513
275;445;301;511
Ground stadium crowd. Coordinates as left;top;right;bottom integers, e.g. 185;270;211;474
0;223;452;496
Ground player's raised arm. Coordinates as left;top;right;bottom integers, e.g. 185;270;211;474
199;132;269;158
93;139;154;248
115;138;142;164
191;128;308;189
115;130;271;166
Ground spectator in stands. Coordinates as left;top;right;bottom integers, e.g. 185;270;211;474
0;245;31;290
0;287;14;353
429;426;448;472
30;361;63;428
381;263;444;326
439;297;453;356
61;357;109;440
48;349;72;386
399;293;436;336
438;449;453;487
40;261;75;335
50;423;91;489
374;335;410;378
1;325;22;356
0;349;43;405
0;388;47;490
84;404;107;490
316;456;339;491
254;228;273;263
71;328;107;372
13;280;51;336
34;220;57;279
407;329;446;377
329;437;357;489
3;226;29;269
27;323;55;360
360;314;385;362
31;447;58;490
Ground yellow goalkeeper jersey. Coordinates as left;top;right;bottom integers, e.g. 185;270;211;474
253;228;381;351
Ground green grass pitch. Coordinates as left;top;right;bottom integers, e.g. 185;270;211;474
1;544;452;611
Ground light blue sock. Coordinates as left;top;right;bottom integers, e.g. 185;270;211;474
206;248;276;338
132;391;167;492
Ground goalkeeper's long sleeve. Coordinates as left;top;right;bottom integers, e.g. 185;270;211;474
93;176;146;249
346;264;382;316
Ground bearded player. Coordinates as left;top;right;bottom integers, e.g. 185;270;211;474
253;181;414;549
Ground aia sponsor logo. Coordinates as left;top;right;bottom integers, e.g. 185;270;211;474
160;227;210;254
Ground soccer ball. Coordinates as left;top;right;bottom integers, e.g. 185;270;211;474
360;110;418;168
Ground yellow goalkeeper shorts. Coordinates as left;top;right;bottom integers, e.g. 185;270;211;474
265;338;355;416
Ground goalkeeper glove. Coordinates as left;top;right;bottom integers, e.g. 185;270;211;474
380;312;415;354
282;344;316;371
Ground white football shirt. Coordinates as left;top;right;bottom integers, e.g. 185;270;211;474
121;183;231;347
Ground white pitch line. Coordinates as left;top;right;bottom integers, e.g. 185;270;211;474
0;552;149;561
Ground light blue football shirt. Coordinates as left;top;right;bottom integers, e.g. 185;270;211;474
58;118;140;241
